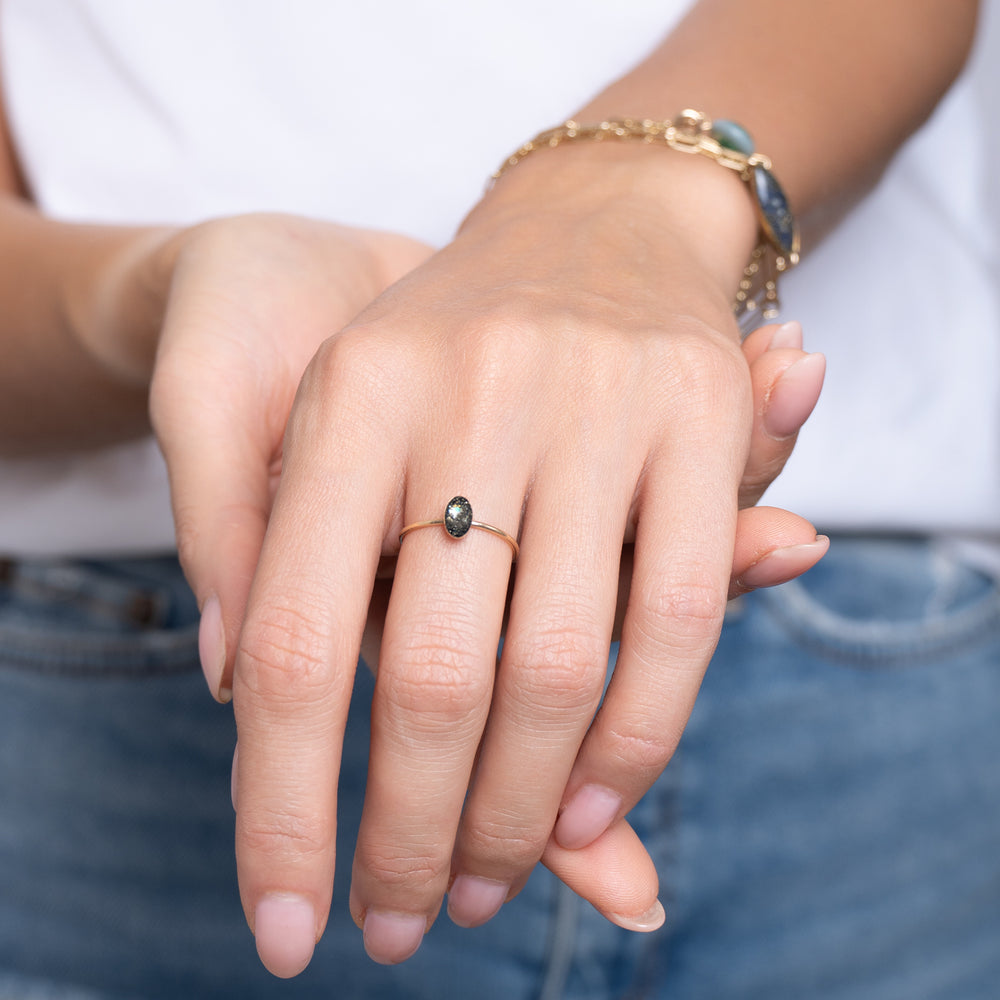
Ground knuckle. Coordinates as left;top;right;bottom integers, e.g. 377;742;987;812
450;315;547;419
355;841;449;892
656;328;750;410
462;820;547;871
603;720;679;774
238;597;333;703
572;333;643;401
634;574;727;649
459;311;636;418
239;810;330;867
504;624;607;712
378;634;491;727
298;325;414;423
309;324;384;383
672;326;743;376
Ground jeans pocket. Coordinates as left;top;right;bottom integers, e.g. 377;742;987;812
0;556;199;677
759;535;1000;666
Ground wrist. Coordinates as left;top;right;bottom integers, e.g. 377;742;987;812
63;223;178;387
464;134;758;314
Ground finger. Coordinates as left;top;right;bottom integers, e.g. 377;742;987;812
351;483;524;965
541;819;664;932
740;328;825;508
447;449;631;929
613;505;826;642
729;506;829;598
232;337;395;978
150;315;276;704
554;392;748;852
541;517;824;926
740;319;802;365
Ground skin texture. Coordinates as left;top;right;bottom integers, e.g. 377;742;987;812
0;0;978;978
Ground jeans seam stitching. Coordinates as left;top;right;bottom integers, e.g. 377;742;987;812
762;579;1000;666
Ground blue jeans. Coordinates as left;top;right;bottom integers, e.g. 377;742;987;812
1;537;999;999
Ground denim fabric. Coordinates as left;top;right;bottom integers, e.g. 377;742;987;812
1;537;998;999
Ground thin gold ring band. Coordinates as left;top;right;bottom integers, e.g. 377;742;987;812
399;496;519;562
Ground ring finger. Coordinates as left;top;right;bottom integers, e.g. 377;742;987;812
350;475;526;964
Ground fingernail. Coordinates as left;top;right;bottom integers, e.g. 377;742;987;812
763;352;826;439
737;535;830;590
767;320;803;351
198;595;230;703
447;875;509;928
607;899;666;932
254;893;317;979
363;910;426;965
555;785;622;850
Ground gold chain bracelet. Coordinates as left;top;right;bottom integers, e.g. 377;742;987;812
491;110;800;332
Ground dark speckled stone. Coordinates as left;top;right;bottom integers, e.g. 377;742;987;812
444;496;473;537
752;165;796;257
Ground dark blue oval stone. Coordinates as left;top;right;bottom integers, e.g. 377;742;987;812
444;496;473;537
752;165;796;257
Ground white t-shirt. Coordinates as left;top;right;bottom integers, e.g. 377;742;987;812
1;0;998;556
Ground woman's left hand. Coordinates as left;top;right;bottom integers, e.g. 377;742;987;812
222;145;824;972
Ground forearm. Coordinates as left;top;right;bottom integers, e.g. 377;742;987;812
0;194;170;456
471;0;978;295
0;193;434;460
585;0;978;237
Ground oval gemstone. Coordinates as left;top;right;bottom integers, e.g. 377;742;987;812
444;496;473;537
711;119;754;155
752;165;797;257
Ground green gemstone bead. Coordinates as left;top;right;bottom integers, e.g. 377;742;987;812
711;119;754;155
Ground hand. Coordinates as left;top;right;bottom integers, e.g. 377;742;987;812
148;213;431;700
361;320;827;663
224;149;826;973
227;317;825;967
368;322;827;939
535;320;827;936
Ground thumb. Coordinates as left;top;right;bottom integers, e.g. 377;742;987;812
541;818;664;932
740;321;825;508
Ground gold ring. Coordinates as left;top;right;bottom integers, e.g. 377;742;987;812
399;496;519;562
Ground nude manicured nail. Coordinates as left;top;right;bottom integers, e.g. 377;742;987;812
767;320;803;351
198;594;229;702
363;910;426;965
737;536;830;590
607;899;666;933
447;875;509;928
555;784;622;850
763;352;826;439
254;893;317;979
